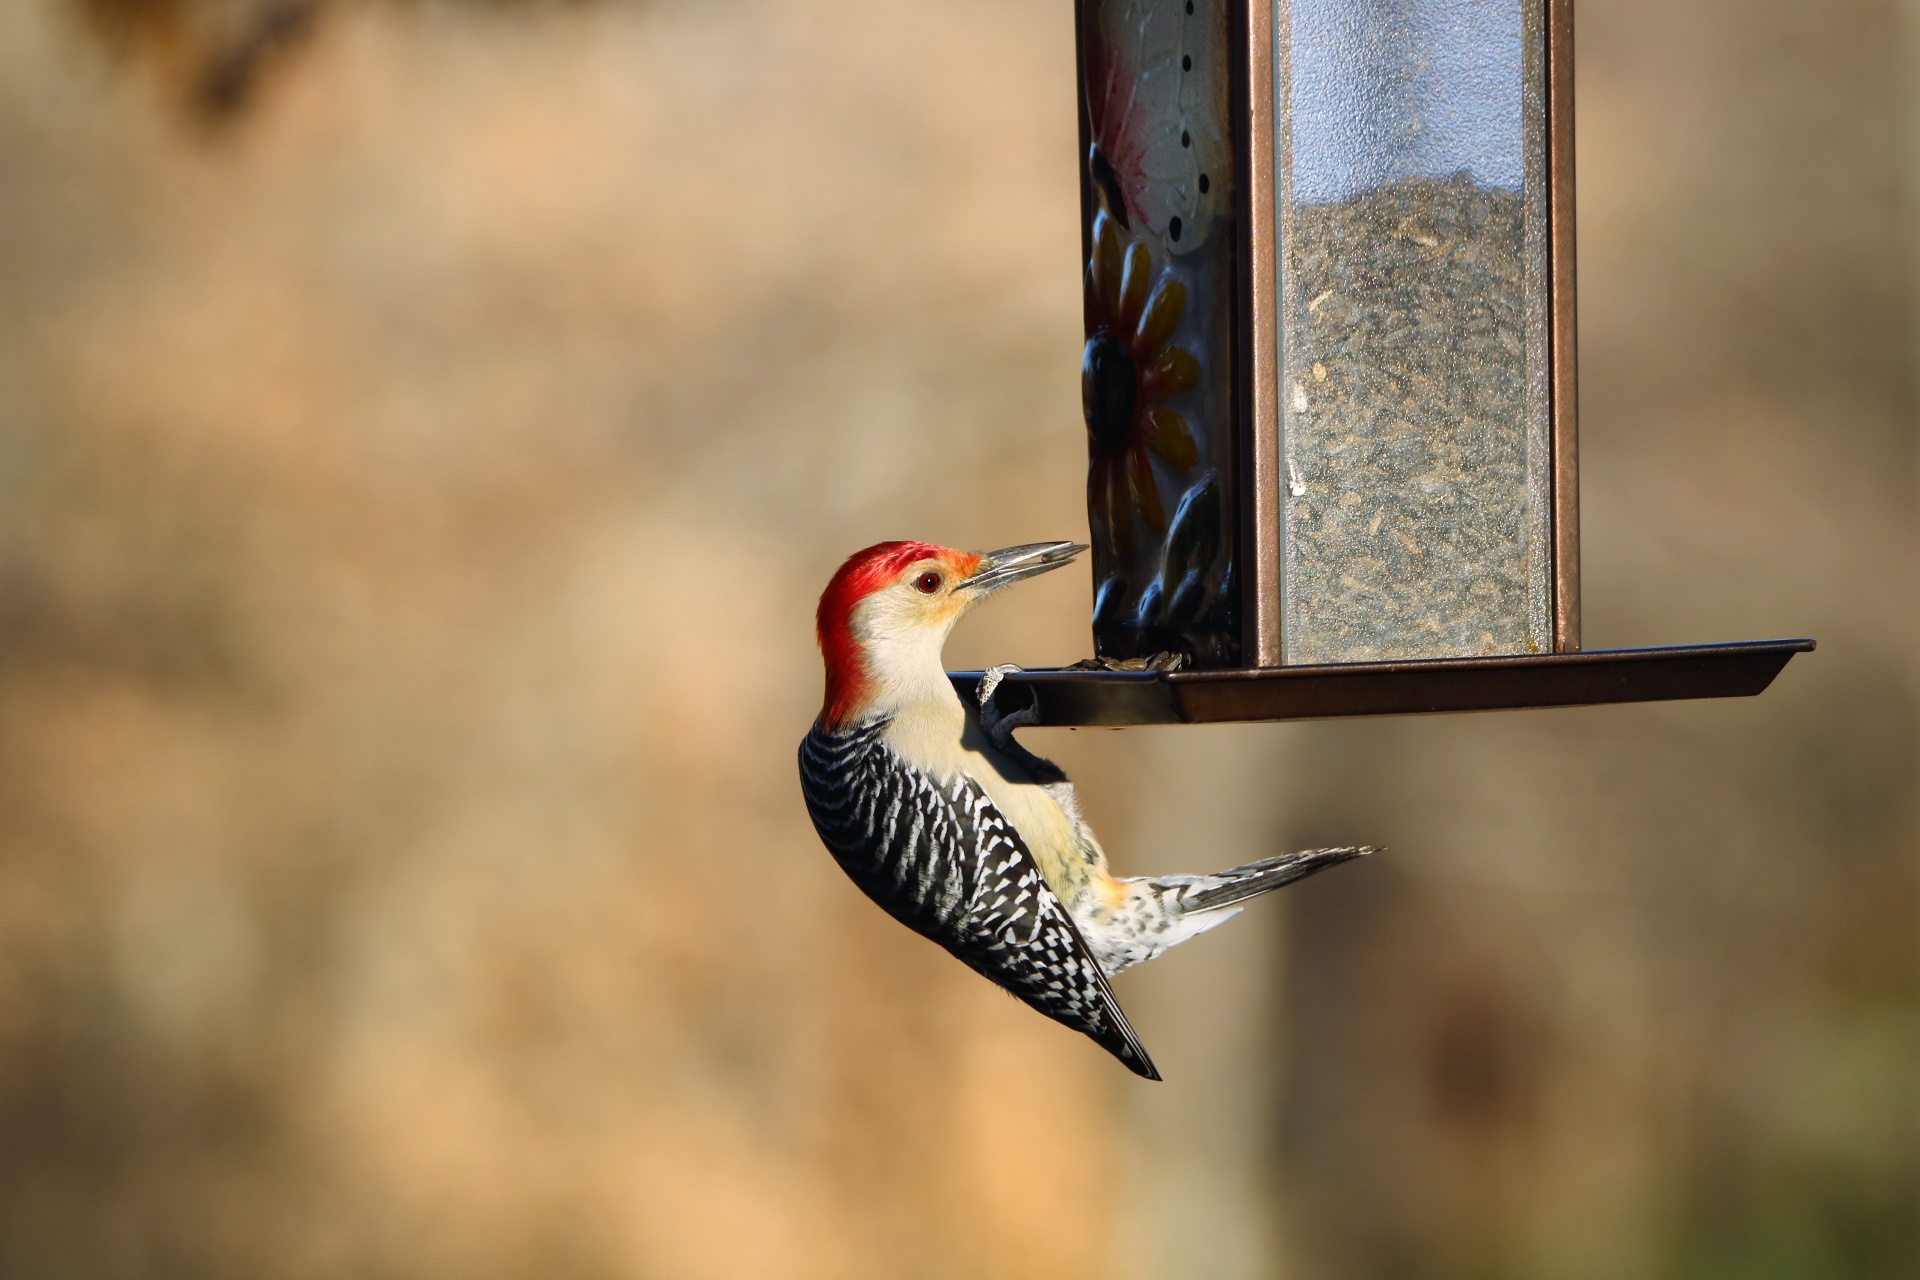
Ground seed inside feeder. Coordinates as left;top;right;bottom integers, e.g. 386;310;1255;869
1281;173;1548;663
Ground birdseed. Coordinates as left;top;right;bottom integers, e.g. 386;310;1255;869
1281;173;1549;663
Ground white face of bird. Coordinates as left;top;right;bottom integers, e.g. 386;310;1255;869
850;542;1087;655
822;541;1086;724
847;553;980;657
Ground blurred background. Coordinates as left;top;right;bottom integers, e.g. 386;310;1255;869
0;0;1913;1277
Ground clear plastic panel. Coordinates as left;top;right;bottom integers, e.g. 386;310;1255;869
1276;0;1552;663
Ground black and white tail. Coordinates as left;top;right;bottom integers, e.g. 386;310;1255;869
1172;846;1374;914
1076;846;1375;976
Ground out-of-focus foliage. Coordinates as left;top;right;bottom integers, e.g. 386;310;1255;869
80;0;317;115
1267;6;1919;1278
0;0;1913;1278
3;2;1115;1276
75;0;629;118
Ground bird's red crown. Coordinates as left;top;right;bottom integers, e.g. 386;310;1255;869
815;540;980;727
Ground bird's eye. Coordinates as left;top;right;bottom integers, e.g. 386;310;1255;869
915;572;942;594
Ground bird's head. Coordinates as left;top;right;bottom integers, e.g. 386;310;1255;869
815;540;1085;728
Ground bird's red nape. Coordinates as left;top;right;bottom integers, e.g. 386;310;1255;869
816;541;979;727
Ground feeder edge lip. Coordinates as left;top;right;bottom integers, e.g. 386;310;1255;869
947;638;1815;727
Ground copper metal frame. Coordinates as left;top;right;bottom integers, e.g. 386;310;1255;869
1240;0;1282;667
1549;0;1580;650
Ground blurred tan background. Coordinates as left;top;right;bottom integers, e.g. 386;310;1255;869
0;1;1912;1277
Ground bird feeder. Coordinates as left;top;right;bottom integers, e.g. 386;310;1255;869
952;0;1811;725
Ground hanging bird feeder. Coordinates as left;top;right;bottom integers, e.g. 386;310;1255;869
953;0;1811;725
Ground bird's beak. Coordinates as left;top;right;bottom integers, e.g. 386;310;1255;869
960;541;1088;595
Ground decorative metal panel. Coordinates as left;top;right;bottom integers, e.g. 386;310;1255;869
1078;0;1241;667
1273;0;1553;663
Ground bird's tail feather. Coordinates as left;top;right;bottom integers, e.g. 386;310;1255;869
1177;846;1374;914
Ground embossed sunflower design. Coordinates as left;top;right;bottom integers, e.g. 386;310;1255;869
1082;209;1199;554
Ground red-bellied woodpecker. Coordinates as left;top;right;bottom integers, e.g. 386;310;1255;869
798;539;1371;1079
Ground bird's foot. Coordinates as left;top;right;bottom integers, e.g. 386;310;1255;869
976;664;1043;754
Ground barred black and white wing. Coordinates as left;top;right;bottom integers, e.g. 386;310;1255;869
799;719;1159;1080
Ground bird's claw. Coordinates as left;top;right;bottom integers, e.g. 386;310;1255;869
976;663;1021;710
977;663;1042;754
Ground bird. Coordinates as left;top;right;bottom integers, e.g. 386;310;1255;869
797;539;1371;1079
